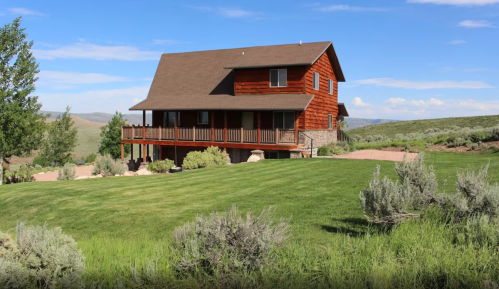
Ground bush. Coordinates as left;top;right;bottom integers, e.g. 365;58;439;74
317;146;331;156
173;205;290;274
394;153;438;209
465;140;472;147
470;131;491;143
7;164;33;184
57;163;76;180
92;155;125;177
182;147;227;170
147;159;175;173
83;153;97;163
34;164;42;171
359;165;412;225
0;223;85;288
452;137;465;147
471;143;479;151
31;155;49;168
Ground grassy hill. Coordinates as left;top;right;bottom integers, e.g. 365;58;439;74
42;110;152;125
1;153;499;287
345;118;399;130
347;114;499;138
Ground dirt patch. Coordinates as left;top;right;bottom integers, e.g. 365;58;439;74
33;165;95;182
329;150;418;162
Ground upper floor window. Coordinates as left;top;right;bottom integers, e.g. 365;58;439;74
328;79;333;95
197;111;208;124
163;112;176;127
270;69;287;87
313;72;319;90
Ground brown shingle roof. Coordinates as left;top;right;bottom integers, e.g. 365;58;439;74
130;41;344;111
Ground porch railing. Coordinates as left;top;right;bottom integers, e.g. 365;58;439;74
122;126;297;145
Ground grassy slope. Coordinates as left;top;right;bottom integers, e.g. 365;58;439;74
346;114;499;138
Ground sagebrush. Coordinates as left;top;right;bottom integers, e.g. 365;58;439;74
57;162;76;180
148;159;175;173
92;154;125;177
182;146;227;170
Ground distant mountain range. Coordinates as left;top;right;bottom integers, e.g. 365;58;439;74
41;111;152;125
41;111;399;130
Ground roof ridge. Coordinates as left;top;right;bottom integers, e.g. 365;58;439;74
161;41;332;55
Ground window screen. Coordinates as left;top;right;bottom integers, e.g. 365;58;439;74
273;111;295;130
270;69;287;87
197;111;208;124
313;72;319;90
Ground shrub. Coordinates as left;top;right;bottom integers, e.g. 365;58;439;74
7;164;33;184
483;143;488;149
182;147;227;170
491;128;499;141
173;205;290;274
471;143;479;151
394;153;438;209
359;165;412;225
83;153;97;163
318;146;331;156
57;163;76;180
452;137;465;147
459;214;499;246
0;223;85;288
147;159;175;173
470;131;491;143
92;155;125;177
465;140;472;147
33;164;42;171
31;155;49;168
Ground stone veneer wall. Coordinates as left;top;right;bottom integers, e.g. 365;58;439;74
298;129;337;149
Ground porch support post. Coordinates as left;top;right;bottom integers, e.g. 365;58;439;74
142;110;146;164
295;111;299;145
121;142;124;162
146;144;150;161
158;126;162;141
193;126;196;141
211;111;214;142
131;143;134;161
276;128;279;144
139;144;142;159
240;127;243;143
224;111;227;144
257;111;261;144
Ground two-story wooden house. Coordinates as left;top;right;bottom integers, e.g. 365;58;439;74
121;41;348;166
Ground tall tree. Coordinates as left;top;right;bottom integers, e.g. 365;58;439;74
0;17;46;185
98;111;130;160
43;106;78;165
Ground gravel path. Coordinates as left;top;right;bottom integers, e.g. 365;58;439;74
33;166;95;182
327;150;418;162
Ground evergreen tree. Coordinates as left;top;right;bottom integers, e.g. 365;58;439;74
98;112;130;160
0;17;46;185
43;106;78;165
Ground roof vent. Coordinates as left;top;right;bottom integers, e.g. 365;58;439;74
242;52;244;55
299;40;302;45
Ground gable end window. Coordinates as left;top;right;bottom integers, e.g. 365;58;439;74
313;72;319;90
197;111;209;124
328;79;333;95
270;69;287;87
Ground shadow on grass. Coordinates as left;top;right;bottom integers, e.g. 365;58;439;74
320;217;389;237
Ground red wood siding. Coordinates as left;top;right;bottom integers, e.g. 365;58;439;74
303;52;338;130
234;67;307;95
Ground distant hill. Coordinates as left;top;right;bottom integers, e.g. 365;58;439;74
347;115;499;138
345;118;400;130
42;111;152;125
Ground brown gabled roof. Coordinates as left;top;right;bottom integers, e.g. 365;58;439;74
130;41;344;111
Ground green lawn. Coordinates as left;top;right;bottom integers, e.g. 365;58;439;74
347;114;499;138
1;151;499;287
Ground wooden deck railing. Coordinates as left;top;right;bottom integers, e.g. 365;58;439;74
122;126;296;145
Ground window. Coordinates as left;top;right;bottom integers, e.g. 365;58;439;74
313;72;319;90
270;69;287;87
328;79;333;95
328;114;334;129
273;111;295;130
163;112;176;127
197;111;209;124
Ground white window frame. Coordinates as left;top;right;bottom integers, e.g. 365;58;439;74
269;69;287;87
197;111;209;124
328;79;333;95
313;72;320;90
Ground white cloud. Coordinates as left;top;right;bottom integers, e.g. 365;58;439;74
458;20;497;28
39;86;150;114
385;98;407;107
354;78;493;89
408;0;499;5
352;97;370;107
38;71;131;85
449;40;466;44
316;5;388;11
152;39;188;45
132;97;144;104
8;7;46;16
186;6;262;18
33;42;162;61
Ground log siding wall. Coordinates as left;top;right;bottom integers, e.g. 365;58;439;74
234;66;307;95
304;52;338;129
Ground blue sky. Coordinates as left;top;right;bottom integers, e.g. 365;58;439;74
1;0;498;120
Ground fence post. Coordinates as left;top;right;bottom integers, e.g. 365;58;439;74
131;125;134;140
275;128;279;144
158;126;162;141
193;126;196;141
241;127;244;143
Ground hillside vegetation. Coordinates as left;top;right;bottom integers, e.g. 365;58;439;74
1;153;499;287
347;114;499;138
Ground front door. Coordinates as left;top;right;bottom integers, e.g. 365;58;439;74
242;112;254;129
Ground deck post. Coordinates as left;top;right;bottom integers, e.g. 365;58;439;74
276;128;279;144
224;111;227;144
211;112;214;142
120;143;124;162
257;111;261;144
295;111;299;145
131;125;134;140
142;110;146;140
193;126;196;141
158;126;161;140
240;127;243;143
131;143;134;161
139;144;142;159
121;125;123;140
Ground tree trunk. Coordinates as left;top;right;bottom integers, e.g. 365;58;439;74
0;155;3;186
